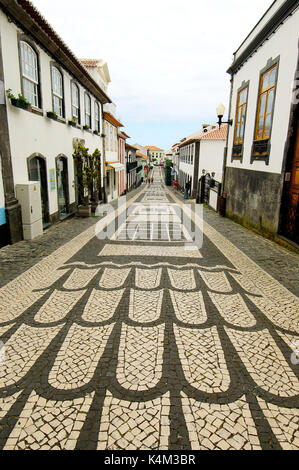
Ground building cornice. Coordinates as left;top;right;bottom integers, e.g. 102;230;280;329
0;0;112;103
104;112;124;128
227;0;299;75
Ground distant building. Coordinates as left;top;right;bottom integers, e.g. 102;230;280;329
177;125;217;197
145;146;165;164
126;143;138;192
224;0;299;244
118;131;130;196
200;125;228;182
171;143;180;182
103;109;125;202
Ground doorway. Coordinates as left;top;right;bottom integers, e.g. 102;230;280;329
56;156;69;219
73;157;84;206
280;113;299;244
28;155;49;227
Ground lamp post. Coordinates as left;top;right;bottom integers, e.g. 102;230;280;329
216;103;233;129
216;103;233;216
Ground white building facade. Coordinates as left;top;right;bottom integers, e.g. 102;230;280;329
178;140;200;198
103;108;124;203
199;125;228;182
0;0;111;245
224;0;299;244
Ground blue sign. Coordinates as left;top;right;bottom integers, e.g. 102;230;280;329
0;207;6;226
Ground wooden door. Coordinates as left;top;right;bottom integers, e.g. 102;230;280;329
283;119;299;243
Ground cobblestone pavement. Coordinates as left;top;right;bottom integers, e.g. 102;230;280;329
0;168;298;450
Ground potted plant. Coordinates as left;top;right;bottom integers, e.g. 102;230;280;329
46;111;58;120
73;142;91;217
100;133;106;138
93;130;99;135
68;118;77;127
89;148;102;213
73;144;102;217
83;124;90;130
6;89;31;110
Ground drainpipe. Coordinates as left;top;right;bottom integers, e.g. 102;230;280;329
0;29;23;244
101;111;107;203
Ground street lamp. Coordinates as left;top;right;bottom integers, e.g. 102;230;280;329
216;103;233;129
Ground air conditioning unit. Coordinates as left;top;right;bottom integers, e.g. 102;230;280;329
15;182;43;240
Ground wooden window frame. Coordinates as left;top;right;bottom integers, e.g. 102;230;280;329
232;81;249;162
255;66;277;141
251;56;280;165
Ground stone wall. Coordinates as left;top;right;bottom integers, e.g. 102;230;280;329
224;167;283;236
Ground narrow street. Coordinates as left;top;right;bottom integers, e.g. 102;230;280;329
0;168;298;451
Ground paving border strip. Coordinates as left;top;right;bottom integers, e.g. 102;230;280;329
166;187;299;323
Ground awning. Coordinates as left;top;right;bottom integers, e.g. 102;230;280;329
107;162;125;172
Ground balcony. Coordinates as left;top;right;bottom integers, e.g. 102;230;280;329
127;161;138;173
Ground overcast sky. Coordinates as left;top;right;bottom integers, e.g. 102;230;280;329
31;0;273;150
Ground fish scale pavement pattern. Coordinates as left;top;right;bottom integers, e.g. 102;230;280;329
0;168;298;450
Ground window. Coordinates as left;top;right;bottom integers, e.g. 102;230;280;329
71;82;80;123
255;65;277;140
110;125;113;151
20;41;39;107
52;66;64;117
94;102;100;132
84;93;91;128
105;122;109;149
234;87;248;145
114;127;117;152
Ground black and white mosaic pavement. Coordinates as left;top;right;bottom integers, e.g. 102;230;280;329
0;169;298;450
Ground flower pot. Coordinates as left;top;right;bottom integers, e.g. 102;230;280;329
77;205;91;217
47;112;58;120
91;201;99;213
11;98;30;110
68;120;77;127
83;126;90;131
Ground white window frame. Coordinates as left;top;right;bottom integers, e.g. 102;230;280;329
84;93;91;128
94;102;100;132
20;40;39;107
71;82;80;123
52;66;64;117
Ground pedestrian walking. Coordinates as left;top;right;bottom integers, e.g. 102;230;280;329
173;181;178;192
184;184;189;199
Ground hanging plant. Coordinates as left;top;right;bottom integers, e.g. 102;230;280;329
68;118;77;127
47;111;58;120
6;89;31;110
